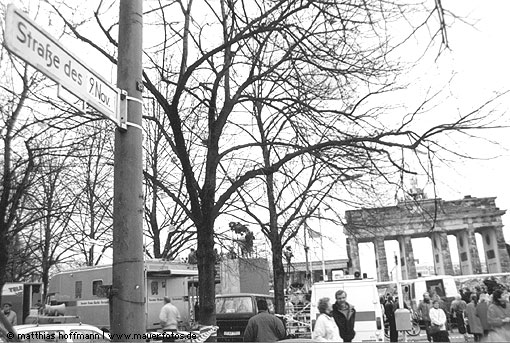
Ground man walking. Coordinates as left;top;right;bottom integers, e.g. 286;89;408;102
243;299;286;342
418;292;433;342
159;296;181;342
331;290;356;342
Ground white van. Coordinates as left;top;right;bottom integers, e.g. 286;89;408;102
310;277;385;342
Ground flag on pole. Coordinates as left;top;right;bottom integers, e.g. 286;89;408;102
307;227;321;239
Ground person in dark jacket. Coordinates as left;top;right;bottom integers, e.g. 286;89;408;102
450;294;468;340
417;292;433;342
331;290;356;342
385;295;398;342
243;299;286;342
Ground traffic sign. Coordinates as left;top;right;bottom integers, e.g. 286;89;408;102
4;4;120;125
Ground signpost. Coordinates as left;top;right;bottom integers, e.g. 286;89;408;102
4;3;145;336
4;4;122;127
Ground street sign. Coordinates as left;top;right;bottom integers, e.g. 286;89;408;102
4;4;120;125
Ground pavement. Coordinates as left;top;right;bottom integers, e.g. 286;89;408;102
399;329;474;342
282;330;474;342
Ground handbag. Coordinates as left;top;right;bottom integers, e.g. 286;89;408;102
428;324;441;335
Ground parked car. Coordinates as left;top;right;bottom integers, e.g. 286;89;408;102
215;293;275;342
10;323;109;342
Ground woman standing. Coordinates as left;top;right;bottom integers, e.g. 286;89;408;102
476;293;490;339
465;294;483;342
486;289;510;342
430;299;450;342
312;297;341;342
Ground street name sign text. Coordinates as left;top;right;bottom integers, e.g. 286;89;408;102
4;4;120;124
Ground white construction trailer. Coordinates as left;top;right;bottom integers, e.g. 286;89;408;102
46;259;199;331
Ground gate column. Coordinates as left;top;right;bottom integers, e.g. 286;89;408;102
456;229;482;275
495;226;510;272
431;231;454;275
398;235;417;280
346;236;361;276
374;236;389;281
479;226;510;273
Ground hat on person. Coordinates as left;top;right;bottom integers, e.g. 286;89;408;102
3;302;12;307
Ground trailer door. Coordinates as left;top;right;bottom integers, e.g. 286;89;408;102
147;277;165;330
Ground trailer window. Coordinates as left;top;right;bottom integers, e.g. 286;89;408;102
426;279;445;298
151;281;159;295
92;280;103;296
75;281;82;299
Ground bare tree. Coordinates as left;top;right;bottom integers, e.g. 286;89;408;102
0;1;109;300
45;0;506;327
65;122;115;266
236;155;343;313
0;51;41;301
143;99;196;260
3;233;40;281
137;0;478;324
24;137;82;297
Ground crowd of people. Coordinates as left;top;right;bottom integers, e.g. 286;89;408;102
309;283;510;342
414;279;510;342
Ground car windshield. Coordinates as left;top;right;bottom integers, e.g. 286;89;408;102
216;296;253;314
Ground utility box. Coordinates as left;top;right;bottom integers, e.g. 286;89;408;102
220;258;270;294
395;308;412;331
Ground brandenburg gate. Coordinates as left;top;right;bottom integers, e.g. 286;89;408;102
344;196;510;281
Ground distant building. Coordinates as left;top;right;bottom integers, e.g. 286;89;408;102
345;195;510;281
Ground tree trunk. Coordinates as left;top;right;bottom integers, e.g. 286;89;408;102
196;220;216;325
42;205;52;299
42;264;49;301
271;237;285;314
0;229;8;303
263;144;285;314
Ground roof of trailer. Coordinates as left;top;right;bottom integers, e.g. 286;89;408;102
52;259;198;276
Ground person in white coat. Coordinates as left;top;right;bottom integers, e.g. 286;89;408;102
312;297;342;342
159;296;181;342
429;299;450;342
